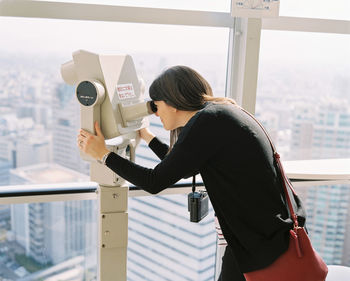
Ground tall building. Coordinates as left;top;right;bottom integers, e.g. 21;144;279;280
290;98;350;266
9;163;95;266
128;117;217;281
291;99;350;160
303;184;350;265
343;201;350;266
0;204;10;241
312;102;350;159
0;114;50;172
0;157;11;185
0;116;18;172
52;83;89;175
128;195;216;281
16;133;51;168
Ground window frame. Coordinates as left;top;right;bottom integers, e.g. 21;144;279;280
1;3;350;279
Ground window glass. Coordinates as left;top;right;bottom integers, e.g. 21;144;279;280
256;30;350;161
0;17;229;185
257;30;350;267
0;193;216;280
128;194;216;280
0;16;227;280
35;0;231;12
280;0;350;20
294;184;350;266
0;200;97;280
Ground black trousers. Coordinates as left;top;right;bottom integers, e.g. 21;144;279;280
218;246;246;281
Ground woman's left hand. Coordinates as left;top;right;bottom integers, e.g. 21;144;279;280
77;121;110;161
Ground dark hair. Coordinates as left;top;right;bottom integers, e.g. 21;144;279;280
149;65;237;150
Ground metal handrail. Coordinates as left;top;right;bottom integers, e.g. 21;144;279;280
1;178;349;204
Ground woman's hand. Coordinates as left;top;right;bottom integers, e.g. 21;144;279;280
139;127;155;144
77;121;110;161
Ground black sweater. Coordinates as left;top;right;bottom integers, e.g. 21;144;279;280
105;102;305;273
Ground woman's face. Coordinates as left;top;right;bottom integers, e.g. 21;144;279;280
154;101;178;131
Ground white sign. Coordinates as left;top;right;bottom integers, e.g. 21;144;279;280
116;83;136;100
232;0;280;18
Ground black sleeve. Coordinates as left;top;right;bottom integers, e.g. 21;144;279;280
148;137;169;160
105;112;221;194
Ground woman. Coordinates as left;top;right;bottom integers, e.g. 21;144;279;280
77;66;305;280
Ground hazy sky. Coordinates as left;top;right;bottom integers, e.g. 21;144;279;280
0;17;228;56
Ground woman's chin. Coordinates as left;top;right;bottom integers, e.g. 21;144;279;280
163;125;172;131
162;122;176;131
161;122;169;130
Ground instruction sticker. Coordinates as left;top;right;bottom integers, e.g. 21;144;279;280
116;83;136;100
232;0;280;18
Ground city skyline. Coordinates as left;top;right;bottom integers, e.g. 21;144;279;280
0;48;349;280
0;1;349;280
0;53;225;280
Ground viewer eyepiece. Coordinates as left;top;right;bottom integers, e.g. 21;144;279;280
149;100;157;113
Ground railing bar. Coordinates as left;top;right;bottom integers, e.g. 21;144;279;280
0;188;97;198
0;182;200;198
1;179;349;198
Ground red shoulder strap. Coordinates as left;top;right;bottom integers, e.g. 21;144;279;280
239;107;299;228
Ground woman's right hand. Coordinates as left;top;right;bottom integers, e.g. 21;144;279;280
139;127;156;144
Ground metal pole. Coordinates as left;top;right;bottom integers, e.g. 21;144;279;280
97;184;128;281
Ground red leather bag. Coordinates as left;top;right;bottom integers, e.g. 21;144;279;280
241;109;328;281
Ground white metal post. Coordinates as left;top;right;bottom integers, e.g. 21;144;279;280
97;184;128;281
92;142;132;281
240;18;262;115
